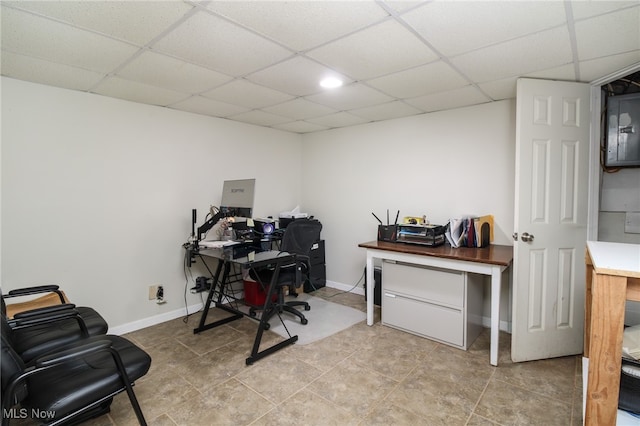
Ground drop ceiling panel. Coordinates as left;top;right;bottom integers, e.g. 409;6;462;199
246;56;350;97
203;79;294;109
450;26;573;83
306;111;370;128
170;95;250;118
93;76;188;106
229;110;292;127
306;83;394;110
574;7;640;61
117;51;233;94
307;19;438;80
1;7;138;73
262;99;338;121
3;1;194;46
366;60;469;98
0;51;105;91
152;11;293;76
350;100;422;121
406;85;490;113
206;1;389;51
401;1;566;57
578;51;640;82
571;1;638;20
273;121;329;134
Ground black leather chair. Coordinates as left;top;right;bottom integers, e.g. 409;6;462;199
1;286;108;364
1;332;151;425
249;219;322;328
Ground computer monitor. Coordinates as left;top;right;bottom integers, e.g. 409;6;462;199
220;178;255;218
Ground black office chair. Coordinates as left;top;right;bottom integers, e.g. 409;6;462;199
1;286;108;364
249;219;322;328
1;332;151;425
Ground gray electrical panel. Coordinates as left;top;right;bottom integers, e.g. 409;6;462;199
606;92;640;167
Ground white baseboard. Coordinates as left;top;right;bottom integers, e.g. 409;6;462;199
108;302;203;336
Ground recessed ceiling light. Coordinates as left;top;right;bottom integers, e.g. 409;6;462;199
320;77;343;89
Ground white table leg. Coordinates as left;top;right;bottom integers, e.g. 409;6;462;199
490;266;501;366
366;252;374;326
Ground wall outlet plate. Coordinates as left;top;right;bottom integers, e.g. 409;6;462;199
148;285;158;300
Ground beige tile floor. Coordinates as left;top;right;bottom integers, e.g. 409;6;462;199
95;287;583;426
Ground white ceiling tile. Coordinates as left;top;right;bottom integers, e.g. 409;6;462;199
263;99;337;121
477;78;519;101
170;95;249;118
206;1;389;51
306;83;394;110
4;1;194;46
229;110;292;127
402;1;566;57
117;51;232;94
272;121;329;134
579;51;640;82
525;64;576;81
1;7;138;73
366;60;468;98
307;19;438;80
381;0;427;14
349;100;422;121
92;76;188;106
0;51;105;91
574;6;640;61
405;85;490;113
152;11;292;76
570;1;638;20
203;79;294;109
246;56;350;97
450;26;573;83
306;111;370;128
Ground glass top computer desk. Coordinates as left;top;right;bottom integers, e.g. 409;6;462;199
189;240;298;365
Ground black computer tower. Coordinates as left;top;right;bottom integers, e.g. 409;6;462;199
306;240;326;292
364;266;381;306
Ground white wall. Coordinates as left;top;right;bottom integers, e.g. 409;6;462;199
1;77;302;329
301;100;516;324
2;78;517;332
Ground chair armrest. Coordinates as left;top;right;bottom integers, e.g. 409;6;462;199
9;305;90;337
35;339;112;368
12;303;77;320
6;285;65;301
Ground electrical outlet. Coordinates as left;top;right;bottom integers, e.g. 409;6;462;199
148;285;158;300
156;285;166;304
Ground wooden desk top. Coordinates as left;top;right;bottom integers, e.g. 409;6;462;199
587;241;640;279
358;241;513;267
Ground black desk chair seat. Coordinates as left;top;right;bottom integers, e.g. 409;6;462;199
1;334;151;425
248;219;322;329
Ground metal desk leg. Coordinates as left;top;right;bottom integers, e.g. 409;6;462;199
193;260;242;334
246;259;298;365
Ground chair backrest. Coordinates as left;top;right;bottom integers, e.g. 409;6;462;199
281;219;322;256
1;334;28;408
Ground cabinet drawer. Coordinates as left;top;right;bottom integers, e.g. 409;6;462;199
382;292;464;347
382;261;464;307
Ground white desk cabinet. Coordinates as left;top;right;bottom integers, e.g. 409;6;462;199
382;260;484;350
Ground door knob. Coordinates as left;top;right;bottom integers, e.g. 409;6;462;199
521;232;534;242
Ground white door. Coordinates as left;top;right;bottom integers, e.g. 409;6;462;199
512;78;591;362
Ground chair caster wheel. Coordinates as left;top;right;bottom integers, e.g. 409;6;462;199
263;322;270;330
249;310;256;317
301;318;308;325
304;305;311;311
